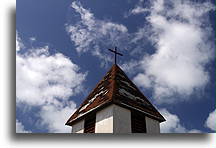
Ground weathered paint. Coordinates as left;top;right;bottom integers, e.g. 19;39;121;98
66;64;165;126
79;89;109;112
71;119;84;133
145;116;160;133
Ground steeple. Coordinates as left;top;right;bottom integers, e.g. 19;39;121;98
66;64;165;133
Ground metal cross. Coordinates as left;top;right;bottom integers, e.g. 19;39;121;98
108;47;123;65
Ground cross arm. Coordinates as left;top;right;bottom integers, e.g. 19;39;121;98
108;49;123;56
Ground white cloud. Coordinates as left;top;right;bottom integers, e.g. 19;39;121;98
66;0;214;104
127;0;150;16
151;0;164;13
66;1;128;66
120;60;140;75
29;37;36;42
160;108;186;133
133;73;152;88
132;0;215;104
130;6;148;15
39;102;76;133
16;119;31;133
205;109;216;131
16;46;86;106
16;32;86;133
159;108;201;133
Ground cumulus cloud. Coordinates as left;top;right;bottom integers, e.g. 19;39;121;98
132;0;215;104
16;47;86;106
16;119;31;133
39;102;76;133
160;108;201;133
205;109;216;131
16;32;86;133
66;1;129;66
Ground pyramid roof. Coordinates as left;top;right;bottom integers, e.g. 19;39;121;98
66;64;165;126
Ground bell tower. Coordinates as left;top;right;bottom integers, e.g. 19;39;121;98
65;64;165;133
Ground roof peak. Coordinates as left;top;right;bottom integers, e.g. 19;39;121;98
66;64;165;126
111;63;120;68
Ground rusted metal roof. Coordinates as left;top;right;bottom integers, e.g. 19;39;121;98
65;64;165;126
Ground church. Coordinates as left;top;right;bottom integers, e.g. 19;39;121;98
65;48;165;133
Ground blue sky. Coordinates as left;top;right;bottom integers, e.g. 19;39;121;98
16;0;215;133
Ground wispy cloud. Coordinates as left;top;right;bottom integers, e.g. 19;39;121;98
130;6;148;15
159;108;201;133
16;32;86;133
66;1;129;67
16;0;215;133
129;0;149;15
66;0;215;104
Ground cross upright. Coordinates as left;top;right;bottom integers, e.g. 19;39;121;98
108;46;123;65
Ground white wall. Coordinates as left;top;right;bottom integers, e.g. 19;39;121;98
71;104;160;134
95;105;114;133
113;105;131;133
95;104;132;133
71;119;84;133
145;116;160;133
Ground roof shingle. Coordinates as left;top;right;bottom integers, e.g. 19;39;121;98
66;64;165;126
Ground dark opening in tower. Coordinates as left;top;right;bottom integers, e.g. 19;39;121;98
84;113;96;133
131;110;146;133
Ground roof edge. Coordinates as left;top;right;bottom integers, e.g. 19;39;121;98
65;100;113;126
66;101;165;126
